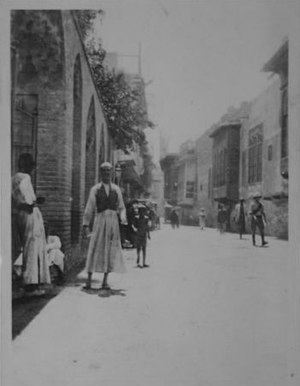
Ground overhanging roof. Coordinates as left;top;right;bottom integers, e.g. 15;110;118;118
122;164;142;187
209;121;241;138
262;40;288;74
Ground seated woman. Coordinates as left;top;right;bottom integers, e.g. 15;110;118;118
44;222;65;284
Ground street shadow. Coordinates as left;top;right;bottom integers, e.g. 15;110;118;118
66;276;90;287
81;287;126;298
98;289;126;298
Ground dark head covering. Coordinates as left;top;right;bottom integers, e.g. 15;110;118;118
18;153;35;172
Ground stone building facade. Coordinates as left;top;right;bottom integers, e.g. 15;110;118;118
195;129;215;227
176;141;197;225
11;10;111;267
161;42;289;238
239;41;288;239
160;153;179;206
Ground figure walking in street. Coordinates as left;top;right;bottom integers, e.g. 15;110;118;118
249;192;268;247
217;203;227;234
234;198;247;239
132;204;151;268
11;153;51;296
82;162;127;291
170;208;179;229
198;208;206;230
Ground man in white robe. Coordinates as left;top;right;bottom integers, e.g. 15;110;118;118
82;162;127;291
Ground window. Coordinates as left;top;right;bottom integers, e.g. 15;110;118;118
208;168;211;198
186;181;195;198
213;148;226;187
248;124;263;184
268;145;273;161
281;88;288;158
241;150;246;186
13;94;38;186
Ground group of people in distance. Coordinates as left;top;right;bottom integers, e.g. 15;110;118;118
198;193;268;248
234;193;268;247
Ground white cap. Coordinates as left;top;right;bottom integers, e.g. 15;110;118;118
100;162;112;170
253;192;262;198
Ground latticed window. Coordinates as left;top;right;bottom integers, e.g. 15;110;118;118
208;168;211;198
213;147;226;187
186;181;195;198
248;124;263;184
241;150;246;186
281;88;288;158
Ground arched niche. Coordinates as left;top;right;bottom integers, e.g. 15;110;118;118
71;54;82;244
85;96;96;203
98;124;105;180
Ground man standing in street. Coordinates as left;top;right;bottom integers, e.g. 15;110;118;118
249;192;268;247
82;162;127;291
217;203;227;234
198;208;206;230
234;198;247;239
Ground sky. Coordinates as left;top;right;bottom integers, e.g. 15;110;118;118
93;0;294;153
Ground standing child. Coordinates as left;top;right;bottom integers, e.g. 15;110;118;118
132;204;151;268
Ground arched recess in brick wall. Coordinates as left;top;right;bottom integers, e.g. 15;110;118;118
98;124;105;180
71;54;82;244
85;96;96;204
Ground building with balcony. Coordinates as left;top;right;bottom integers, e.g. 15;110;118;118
195;128;214;227
209;104;249;230
176;141;197;225
238;40;289;238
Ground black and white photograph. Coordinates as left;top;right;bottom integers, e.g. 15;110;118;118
1;1;300;385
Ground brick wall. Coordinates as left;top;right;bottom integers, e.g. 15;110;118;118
12;10;110;270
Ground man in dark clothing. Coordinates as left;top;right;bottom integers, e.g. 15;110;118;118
170;209;179;229
234;198;247;239
249;192;268;247
217;204;227;234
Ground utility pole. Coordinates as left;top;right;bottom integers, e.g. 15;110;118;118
114;42;142;76
138;42;142;76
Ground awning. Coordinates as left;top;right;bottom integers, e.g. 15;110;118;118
178;201;194;207
122;164;143;188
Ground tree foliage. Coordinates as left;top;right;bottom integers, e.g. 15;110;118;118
74;10;104;40
11;10;64;88
75;11;154;154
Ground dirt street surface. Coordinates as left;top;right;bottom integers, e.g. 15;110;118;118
11;225;288;386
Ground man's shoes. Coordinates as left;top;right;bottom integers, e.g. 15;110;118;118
143;264;150;268
24;289;45;297
100;284;111;290
262;241;268;247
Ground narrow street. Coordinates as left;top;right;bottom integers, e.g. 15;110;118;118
12;225;288;386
